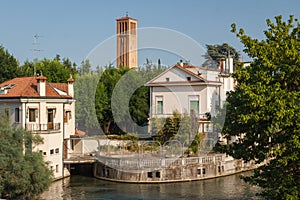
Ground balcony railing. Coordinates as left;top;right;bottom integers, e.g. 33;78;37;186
152;113;208;120
26;123;61;132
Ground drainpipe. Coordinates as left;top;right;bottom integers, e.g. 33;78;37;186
62;102;65;179
24;99;28;129
149;87;152;135
218;86;221;109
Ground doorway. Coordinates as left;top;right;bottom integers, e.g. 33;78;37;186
48;109;54;129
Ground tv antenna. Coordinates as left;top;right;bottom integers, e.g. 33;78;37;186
31;34;43;76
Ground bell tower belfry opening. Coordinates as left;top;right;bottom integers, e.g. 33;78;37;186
116;15;138;69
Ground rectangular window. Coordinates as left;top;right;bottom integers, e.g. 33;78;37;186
64;111;71;123
64;111;68;123
50;149;54;155
55;148;59;154
29;108;36;122
156;171;161;178
187;77;191;81
15;108;20;123
190;100;199;115
147;172;153;178
56;165;59;173
197;168;201;175
157;101;163;114
130;22;136;35
156;96;163;114
202;168;206;175
47;109;54;129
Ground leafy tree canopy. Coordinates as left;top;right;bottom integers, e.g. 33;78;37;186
219;15;300;199
19;55;77;82
203;43;240;69
93;60;167;135
75;72;100;132
0;46;19;83
0;116;52;199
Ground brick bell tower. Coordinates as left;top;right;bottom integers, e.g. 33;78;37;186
116;15;138;69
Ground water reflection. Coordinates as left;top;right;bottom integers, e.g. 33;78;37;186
39;172;261;200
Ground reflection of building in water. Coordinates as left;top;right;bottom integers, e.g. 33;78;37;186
39;177;71;199
116;15;138;69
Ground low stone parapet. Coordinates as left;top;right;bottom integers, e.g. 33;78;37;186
93;154;257;183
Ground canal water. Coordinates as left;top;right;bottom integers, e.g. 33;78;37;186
39;172;261;200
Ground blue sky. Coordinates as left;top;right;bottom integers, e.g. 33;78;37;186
1;0;300;67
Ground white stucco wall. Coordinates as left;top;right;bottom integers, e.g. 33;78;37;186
34;132;63;178
147;66;229;120
154;67;199;82
151;85;219;118
0;97;75;179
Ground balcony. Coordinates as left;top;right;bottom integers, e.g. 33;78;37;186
152;113;208;120
26;123;61;132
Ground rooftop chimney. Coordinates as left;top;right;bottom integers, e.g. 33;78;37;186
67;75;74;98
36;75;47;96
226;56;234;73
179;59;184;67
219;58;225;73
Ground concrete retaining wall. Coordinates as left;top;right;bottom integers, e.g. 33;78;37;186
93;155;256;183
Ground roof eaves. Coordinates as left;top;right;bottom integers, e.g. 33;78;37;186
175;65;208;82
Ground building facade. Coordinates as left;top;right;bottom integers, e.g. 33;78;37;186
116;15;138;68
145;57;235;135
0;75;75;179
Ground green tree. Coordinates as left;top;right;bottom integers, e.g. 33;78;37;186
94;62;166;135
95;66;129;134
78;59;92;75
75;73;100;132
0;46;19;83
0;116;52;199
203;43;240;69
219;15;300;199
19;56;77;82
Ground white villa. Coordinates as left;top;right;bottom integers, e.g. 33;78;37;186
0;75;76;179
145;57;235;136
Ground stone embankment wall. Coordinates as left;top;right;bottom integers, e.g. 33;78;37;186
93;154;256;183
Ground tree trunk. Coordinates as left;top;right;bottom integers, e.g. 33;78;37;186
103;121;111;134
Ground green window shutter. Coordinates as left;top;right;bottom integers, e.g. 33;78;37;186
190;100;199;114
157;101;163;114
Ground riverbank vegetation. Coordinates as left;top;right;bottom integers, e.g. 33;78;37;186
0;116;52;199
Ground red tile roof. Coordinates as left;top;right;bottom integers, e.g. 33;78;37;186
75;128;86;136
0;76;72;99
179;64;220;72
50;82;68;93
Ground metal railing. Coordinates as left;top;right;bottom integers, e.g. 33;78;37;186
26;123;61;132
152;113;208;120
96;155;225;169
